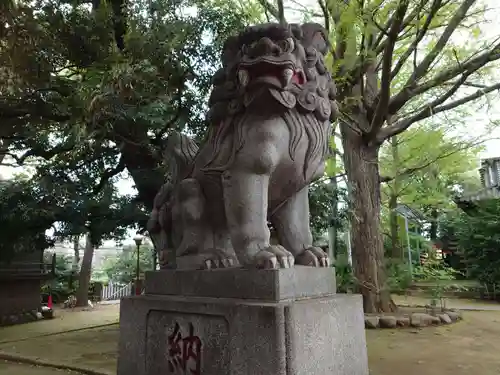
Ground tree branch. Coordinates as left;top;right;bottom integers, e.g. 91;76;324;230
409;0;476;83
389;41;500;117
390;0;442;80
317;0;330;32
277;0;285;24
380;138;487;183
373;1;428;56
388;0;479;114
367;0;409;137
10;141;77;166
256;0;279;19
379;79;500;141
92;156;126;194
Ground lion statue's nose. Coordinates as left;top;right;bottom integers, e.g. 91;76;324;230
248;37;281;58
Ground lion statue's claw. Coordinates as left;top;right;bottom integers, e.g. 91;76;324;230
295;247;330;267
199;249;238;270
254;245;295;269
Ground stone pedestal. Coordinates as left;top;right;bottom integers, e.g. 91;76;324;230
117;266;369;375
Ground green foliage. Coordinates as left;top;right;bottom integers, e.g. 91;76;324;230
308;181;349;241
413;256;461;309
51;254;75;282
335;260;355;294
0;178;56;261
102;244;154;284
441;200;500;291
41;254;78;303
0;1;262;259
385;260;413;292
380;124;483;211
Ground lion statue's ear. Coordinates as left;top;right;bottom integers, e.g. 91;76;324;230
300;22;330;56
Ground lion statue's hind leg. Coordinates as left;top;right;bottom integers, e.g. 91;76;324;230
175;178;239;270
270;186;330;267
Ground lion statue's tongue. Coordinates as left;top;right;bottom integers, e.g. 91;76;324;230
243;87;297;109
269;88;297;108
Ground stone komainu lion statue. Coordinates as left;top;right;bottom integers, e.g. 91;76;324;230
148;22;339;270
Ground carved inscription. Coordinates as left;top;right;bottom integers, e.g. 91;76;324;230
167;322;202;375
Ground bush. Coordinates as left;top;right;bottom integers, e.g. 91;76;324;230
335;260;355;293
386;260;413;292
413;257;461;309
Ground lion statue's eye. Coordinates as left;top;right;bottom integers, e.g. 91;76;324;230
278;38;295;53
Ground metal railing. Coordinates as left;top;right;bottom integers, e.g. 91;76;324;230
101;282;133;301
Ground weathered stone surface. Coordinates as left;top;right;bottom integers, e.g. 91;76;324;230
446;309;463;319
446;311;461;322
364;316;379;329
118;293;369;375
396;316;410;327
438;313;452;324
430;315;441;325
145;266;336;302
410;313;435;327
379;316;398;328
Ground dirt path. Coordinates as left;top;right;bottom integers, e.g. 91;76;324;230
0;325;118;375
392;295;500;311
0;304;119;344
2;310;500;375
393;295;500;311
368;310;500;375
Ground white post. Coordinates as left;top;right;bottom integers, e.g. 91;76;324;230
346;227;353;266
404;216;413;280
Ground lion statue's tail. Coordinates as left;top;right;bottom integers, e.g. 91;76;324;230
147;132;199;251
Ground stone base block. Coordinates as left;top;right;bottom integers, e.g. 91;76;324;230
145;266;336;301
117;293;369;375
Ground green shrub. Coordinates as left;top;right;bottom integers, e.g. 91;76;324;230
386;260;413;292
335;260;355;293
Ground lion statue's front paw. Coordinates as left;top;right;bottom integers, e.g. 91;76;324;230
253;245;295;269
295;246;330;267
200;248;238;270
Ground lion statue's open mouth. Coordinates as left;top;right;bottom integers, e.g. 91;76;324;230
206;23;339;124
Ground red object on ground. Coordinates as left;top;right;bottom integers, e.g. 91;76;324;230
47;294;53;309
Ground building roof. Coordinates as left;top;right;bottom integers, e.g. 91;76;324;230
395;203;426;223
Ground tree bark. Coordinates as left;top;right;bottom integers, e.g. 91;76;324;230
341;123;397;313
75;233;94;307
429;208;438;241
69;235;80;289
389;191;401;259
389;136;402;259
331;176;339;260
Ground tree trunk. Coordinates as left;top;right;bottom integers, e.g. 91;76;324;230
341;124;397;313
75;233;94;307
69;235;80;289
389;136;402;259
331;176;339;260
121;142;164;210
429;208;438;241
389;191;402;259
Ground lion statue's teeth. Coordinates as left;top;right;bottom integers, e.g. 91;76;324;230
238;69;249;87
282;68;294;86
285;38;295;53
